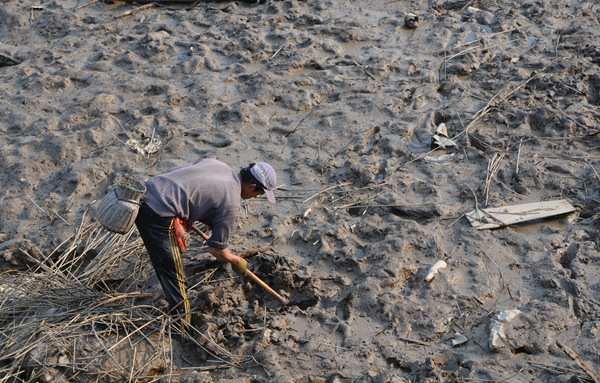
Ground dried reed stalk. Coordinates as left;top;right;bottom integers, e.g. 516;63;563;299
484;151;506;205
0;216;243;381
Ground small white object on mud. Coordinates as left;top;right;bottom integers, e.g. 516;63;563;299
425;260;447;282
126;137;161;157
452;333;468;347
431;123;458;149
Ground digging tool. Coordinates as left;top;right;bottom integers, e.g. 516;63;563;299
189;225;289;305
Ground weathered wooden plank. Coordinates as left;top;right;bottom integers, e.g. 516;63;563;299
466;199;575;230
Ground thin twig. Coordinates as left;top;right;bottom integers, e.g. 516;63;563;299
286;107;317;138
115;3;156;19
556;340;600;383
480;251;505;292
302;182;352;203
77;0;100;9
471;285;507;330
28;197;70;225
528;361;590;377
352;60;378;81
397;336;430;346
293;337;351;351
334;191;385;210
516;139;522;175
484;152;506;205
268;44;286;61
445;213;466;229
448;25;533;50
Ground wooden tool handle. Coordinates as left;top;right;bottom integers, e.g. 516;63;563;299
190;225;209;241
190;225;288;305
245;269;289;305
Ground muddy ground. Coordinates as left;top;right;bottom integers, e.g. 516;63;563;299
1;0;600;382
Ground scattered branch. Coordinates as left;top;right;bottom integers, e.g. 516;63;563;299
115;3;156;19
556;340;600;383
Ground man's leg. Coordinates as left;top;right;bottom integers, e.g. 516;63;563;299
135;203;191;324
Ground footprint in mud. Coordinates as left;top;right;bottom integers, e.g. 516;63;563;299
335;293;351;321
588;74;600;106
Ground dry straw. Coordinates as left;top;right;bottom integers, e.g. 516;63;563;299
0;216;245;382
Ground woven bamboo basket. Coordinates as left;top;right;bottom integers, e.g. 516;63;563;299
96;179;146;234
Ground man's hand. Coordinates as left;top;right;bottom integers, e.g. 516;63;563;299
208;247;247;275
174;217;187;253
232;258;247;275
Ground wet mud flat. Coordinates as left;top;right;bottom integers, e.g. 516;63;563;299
1;0;600;381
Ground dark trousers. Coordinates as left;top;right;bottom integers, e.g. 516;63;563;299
135;202;191;324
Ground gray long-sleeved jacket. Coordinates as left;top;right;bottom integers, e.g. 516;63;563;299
142;159;241;249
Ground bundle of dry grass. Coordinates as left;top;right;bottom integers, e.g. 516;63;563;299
0;217;243;382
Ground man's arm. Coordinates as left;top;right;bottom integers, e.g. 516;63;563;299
208;247;244;265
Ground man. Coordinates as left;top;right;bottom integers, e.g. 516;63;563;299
134;159;277;323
